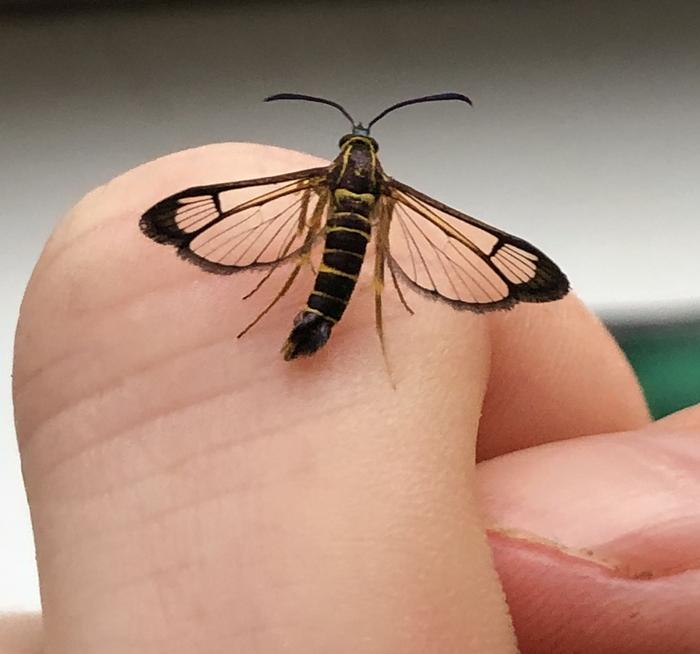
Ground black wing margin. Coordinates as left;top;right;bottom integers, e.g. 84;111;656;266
383;179;569;311
140;167;330;274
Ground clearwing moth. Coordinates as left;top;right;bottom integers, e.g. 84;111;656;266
140;93;569;362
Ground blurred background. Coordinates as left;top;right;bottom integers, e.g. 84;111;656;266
1;0;699;612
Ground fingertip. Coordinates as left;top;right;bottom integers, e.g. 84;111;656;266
15;143;516;652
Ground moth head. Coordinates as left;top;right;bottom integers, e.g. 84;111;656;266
338;132;379;152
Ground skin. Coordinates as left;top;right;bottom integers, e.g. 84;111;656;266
7;143;700;653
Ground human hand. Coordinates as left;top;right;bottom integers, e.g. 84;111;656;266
8;144;700;653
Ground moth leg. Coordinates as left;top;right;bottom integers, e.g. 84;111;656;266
297;187;312;233
302;194;331;274
388;260;414;315
374;222;396;388
299;249;318;275
237;261;303;339
242;264;279;301
242;193;317;301
238;219;323;337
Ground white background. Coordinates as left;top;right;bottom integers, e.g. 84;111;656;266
2;1;699;612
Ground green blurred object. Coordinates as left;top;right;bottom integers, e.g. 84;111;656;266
610;316;700;420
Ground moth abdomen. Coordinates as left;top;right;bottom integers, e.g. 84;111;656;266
282;311;334;360
281;211;370;358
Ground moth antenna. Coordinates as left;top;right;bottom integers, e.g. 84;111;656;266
367;92;472;130
265;93;356;127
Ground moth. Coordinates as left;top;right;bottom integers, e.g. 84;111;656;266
140;93;569;361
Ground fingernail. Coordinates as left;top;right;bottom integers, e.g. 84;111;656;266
476;430;700;578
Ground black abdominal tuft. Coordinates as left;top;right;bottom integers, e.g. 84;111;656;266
282;312;334;360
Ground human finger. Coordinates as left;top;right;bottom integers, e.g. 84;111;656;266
14;144;518;653
477;423;700;653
